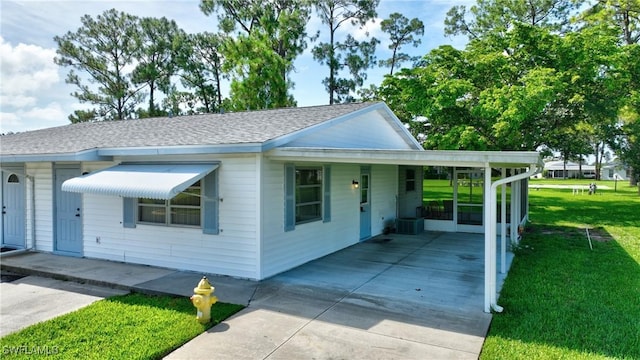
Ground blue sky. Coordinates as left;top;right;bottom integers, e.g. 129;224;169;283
0;0;471;133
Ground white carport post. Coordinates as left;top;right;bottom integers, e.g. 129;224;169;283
510;170;518;243
501;168;507;274
512;173;521;242
484;165;541;313
483;163;494;313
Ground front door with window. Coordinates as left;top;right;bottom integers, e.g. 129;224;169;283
359;167;371;240
2;171;25;248
55;167;82;255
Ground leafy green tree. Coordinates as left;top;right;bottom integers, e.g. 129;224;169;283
224;33;294;110
618;117;640;189
379;24;608;152
379;12;424;75
312;0;380;104
132;17;185;117
615;44;640;187
579;0;640;185
68;109;99;124
376;65;430;140
54;9;144;121
560;24;626;180
200;0;310;109
175;32;225;113
444;0;576;40
579;0;640;45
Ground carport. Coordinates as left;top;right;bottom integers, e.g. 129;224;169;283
170;230;515;358
267;148;542;313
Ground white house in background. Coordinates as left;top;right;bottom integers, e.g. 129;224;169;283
537;159;630;180
600;161;629;181
541;160;596;179
0;102;541;313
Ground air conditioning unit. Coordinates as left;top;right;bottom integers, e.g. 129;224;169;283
396;218;423;235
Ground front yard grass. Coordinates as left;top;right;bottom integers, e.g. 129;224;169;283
0;293;244;359
481;180;640;359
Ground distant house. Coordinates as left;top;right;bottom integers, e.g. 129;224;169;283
600;161;629;181
0;102;541;312
538;159;629;180
541;160;596;179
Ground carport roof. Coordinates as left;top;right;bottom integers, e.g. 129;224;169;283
267;148;542;168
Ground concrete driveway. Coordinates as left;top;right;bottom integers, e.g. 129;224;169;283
167;232;505;359
1;231;510;358
0;275;128;337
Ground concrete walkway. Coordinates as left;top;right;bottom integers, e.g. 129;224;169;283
1;232;509;359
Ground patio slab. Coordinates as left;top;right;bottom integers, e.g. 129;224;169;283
169;231;504;359
2;231;512;359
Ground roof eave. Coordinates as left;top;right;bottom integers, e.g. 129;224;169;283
0;149;110;163
266;148;541;168
0;143;265;163
98;143;263;156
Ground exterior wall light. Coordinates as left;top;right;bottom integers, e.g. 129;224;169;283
352;180;359;189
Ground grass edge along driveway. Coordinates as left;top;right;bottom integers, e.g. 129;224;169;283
481;181;640;360
0;293;244;360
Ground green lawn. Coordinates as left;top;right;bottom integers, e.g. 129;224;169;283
0;293;244;360
481;179;640;359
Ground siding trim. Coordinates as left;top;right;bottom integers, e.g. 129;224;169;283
123;198;136;228
284;163;295;232
323;165;331;223
202;170;219;234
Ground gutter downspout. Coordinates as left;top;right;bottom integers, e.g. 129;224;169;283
27;174;36;251
484;158;543;313
501;168;507;274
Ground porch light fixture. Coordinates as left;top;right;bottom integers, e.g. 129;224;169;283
352;180;359;189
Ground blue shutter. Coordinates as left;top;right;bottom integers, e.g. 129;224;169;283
323;165;331;223
123;198;136;228
203;171;219;235
284;163;295;231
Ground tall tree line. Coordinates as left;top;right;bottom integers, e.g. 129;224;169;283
377;0;639;187
55;0;420;119
54;9;227;121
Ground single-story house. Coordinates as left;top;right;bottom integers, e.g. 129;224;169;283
540;160;596;179
536;159;630;181
601;161;629;181
0;102;541;312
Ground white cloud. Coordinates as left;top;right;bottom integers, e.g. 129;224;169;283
0;36;59;106
0;112;20;132
0;95;36;108
0;102;69;133
337;17;383;42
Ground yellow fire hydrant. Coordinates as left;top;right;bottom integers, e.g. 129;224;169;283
190;276;218;324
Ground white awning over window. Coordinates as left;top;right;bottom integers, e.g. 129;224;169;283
61;163;219;200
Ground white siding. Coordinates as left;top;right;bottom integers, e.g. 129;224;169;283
260;160;398;279
77;155;260;279
26;163;54;252
284;111;414;149
22;156;399;280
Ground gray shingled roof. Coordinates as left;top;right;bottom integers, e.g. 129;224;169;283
0;102;376;156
